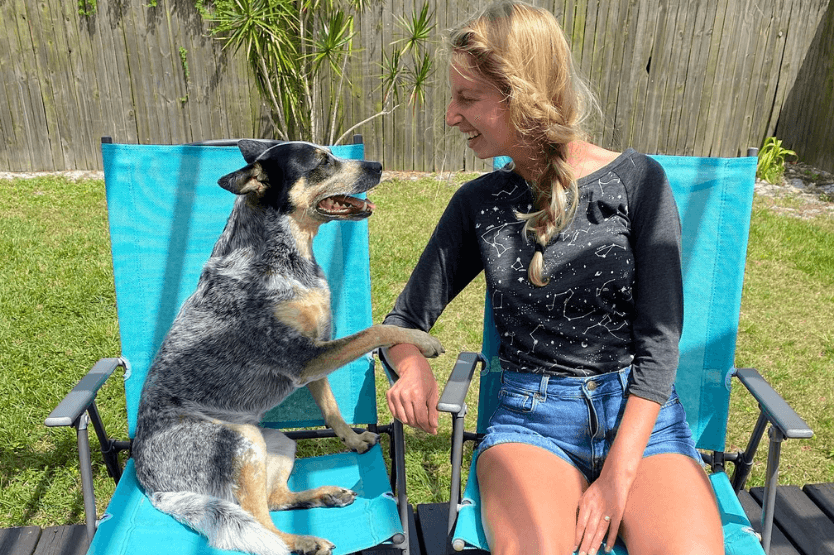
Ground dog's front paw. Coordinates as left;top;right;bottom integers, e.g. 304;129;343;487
319;486;357;508
412;331;444;358
290;535;335;555
342;430;379;454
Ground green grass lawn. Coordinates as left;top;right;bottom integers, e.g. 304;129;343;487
0;173;831;527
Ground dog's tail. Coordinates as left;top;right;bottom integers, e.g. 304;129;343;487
149;491;290;555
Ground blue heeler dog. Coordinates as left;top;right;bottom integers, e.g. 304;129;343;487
132;141;443;555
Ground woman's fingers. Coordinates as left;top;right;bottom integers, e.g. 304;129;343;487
385;367;439;434
574;483;624;555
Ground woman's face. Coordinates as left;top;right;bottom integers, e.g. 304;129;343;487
445;59;517;161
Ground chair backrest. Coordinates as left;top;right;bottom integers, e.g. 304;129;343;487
481;154;757;452
101;141;377;438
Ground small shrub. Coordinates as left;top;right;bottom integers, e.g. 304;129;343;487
757;137;797;184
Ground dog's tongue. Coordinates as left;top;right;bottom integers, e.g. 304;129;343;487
320;195;375;213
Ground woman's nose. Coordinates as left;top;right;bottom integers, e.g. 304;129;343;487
446;101;462;127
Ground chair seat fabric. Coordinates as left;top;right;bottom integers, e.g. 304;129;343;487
452;457;763;554
89;445;402;555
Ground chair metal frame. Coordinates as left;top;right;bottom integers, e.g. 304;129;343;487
45;135;414;555
428;149;813;555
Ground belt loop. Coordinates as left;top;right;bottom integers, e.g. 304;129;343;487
619;367;630;392
539;374;549;398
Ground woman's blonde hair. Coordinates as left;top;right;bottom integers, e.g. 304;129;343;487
449;1;600;286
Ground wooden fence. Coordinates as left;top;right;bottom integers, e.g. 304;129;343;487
1;0;831;172
776;0;834;172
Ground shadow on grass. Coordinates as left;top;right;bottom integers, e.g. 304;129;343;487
0;433;94;526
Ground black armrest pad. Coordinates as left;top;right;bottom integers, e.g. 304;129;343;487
735;367;813;439
45;358;124;427
437;352;485;415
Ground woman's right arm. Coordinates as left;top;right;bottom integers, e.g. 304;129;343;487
381;179;486;434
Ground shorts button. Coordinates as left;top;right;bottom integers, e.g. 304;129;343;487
586;381;597;391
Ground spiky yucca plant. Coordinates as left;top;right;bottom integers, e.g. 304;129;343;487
199;0;435;144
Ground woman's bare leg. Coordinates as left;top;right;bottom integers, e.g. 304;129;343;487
619;454;723;555
477;443;588;555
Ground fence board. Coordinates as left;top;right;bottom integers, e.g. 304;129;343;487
709;0;748;156
778;0;834;170
0;12;21;169
13;0;56;170
673;1;713;154
56;0;95;169
100;3;138;144
767;0;806;145
1;0;832;171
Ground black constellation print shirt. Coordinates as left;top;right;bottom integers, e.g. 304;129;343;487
384;149;683;405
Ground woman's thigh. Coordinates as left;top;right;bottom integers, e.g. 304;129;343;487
620;454;723;555
477;442;588;555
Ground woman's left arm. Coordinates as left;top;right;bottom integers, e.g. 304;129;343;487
574;394;661;555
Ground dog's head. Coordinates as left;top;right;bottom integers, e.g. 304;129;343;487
218;140;382;222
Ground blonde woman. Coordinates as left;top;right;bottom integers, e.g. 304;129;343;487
383;2;723;554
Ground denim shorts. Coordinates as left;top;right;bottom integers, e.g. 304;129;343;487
476;367;703;484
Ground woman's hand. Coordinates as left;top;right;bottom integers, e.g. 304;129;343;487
575;394;662;554
384;343;439;434
574;469;633;555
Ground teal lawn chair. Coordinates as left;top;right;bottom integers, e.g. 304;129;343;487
46;137;415;555
418;152;813;555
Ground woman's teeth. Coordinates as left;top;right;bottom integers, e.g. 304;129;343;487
466;131;481;141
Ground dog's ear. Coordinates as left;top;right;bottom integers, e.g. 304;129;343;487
238;140;273;164
218;163;267;196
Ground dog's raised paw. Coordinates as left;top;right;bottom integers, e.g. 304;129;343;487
414;332;444;358
291;535;335;555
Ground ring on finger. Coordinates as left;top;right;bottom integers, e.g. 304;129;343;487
603;515;611;522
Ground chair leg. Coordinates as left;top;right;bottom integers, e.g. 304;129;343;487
760;426;785;555
392;419;410;555
448;411;466;538
75;412;97;544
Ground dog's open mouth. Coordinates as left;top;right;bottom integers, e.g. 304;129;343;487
316;195;376;218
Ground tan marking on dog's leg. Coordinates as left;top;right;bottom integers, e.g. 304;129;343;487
226;426;337;554
274;288;331;340
265;451;356;511
298;324;444;383
226;425;280;534
307;378;377;453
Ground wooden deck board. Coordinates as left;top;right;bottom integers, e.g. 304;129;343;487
804;483;834;521
737;489;801;555
0;527;41;555
751;485;834;555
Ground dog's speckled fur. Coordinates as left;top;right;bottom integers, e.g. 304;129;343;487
132;141;443;555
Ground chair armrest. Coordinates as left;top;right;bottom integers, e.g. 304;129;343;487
437;352;486;416
735;368;813;439
45;358;125;427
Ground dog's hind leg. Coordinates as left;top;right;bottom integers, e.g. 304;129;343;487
232;425;341;555
307;378;378;453
261;428;357;512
